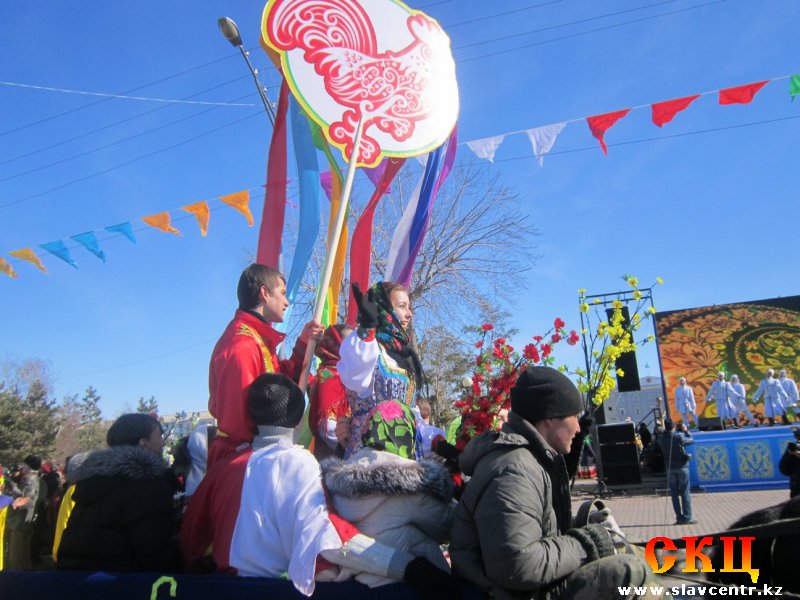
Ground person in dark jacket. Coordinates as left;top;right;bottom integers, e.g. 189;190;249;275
778;426;800;498
657;420;696;525
56;413;181;572
450;367;659;600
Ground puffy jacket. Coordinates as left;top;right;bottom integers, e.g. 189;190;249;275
57;445;181;572
450;413;614;600
321;447;454;586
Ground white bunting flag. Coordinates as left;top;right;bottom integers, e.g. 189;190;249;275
466;135;506;163
525;123;566;166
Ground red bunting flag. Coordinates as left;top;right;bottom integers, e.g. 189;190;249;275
719;81;769;105
257;80;290;268
651;94;700;127
586;109;631;155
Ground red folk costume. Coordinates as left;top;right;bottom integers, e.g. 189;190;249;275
207;310;306;467
308;326;351;459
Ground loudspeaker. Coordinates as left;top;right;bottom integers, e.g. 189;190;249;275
599;444;642;485
699;416;723;431
605;306;641;392
596;422;636;445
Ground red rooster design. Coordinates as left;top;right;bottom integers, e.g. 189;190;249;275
266;0;454;164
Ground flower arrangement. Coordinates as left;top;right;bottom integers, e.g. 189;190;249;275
452;318;580;451
573;274;663;407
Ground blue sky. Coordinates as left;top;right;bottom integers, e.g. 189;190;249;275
2;0;798;418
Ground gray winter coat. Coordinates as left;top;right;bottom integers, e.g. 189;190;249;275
322;447;454;586
450;413;614;600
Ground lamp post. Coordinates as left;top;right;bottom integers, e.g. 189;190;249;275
218;17;276;125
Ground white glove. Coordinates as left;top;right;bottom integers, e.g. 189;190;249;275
589;508;627;547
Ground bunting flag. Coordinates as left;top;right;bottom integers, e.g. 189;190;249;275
40;240;78;269
181;201;210;236
257;79;290;268
586;109;631;155
526;123;566;166
790;75;800;101
346;157;407;326
105;222;137;244
719;81;769;105
142;212;182;236
0;257;18;278
396;127;458;287
71;232;106;262
466;134;506;163
651;95;700;127
284;97;321;307
219;191;253;226
9;248;46;272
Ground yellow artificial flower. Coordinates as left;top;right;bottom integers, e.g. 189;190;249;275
656;276;664;284
578;288;587;295
632;290;642;300
612;300;623;309
627;276;638;288
648;306;656;314
593;298;600;304
579;303;589;313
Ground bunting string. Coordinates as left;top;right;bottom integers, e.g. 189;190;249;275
1;189;254;278
462;72;796;162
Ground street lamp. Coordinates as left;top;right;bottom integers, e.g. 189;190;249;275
218;17;276;125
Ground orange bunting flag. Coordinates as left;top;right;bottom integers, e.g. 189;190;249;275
181;201;210;236
0;256;18;278
9;248;47;273
219;190;253;226
142;212;182;236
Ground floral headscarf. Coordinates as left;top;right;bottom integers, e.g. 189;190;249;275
361;400;417;459
314;324;348;368
371;282;425;390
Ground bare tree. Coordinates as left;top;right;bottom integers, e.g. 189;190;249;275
286;158;538;339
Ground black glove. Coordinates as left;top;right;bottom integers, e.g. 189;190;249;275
403;557;461;600
352;282;379;329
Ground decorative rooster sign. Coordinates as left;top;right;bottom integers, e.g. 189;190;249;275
262;0;458;391
262;0;459;168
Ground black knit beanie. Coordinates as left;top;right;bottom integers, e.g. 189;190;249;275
510;367;584;423
247;373;305;428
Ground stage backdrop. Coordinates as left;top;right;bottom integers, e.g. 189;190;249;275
655;295;800;423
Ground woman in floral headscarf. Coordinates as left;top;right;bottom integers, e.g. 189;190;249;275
321;400;454;588
308;324;352;459
338;281;425;458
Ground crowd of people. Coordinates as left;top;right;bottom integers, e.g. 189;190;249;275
8;262;796;598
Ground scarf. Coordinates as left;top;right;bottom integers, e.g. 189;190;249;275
371;282;425;391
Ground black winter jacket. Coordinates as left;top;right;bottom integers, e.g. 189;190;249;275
57;445;181;573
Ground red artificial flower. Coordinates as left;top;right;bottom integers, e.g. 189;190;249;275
551;333;562;343
492;346;504;359
481;324;494;331
533;335;543;342
475;341;484;348
554;318;566;329
541;343;552;358
523;343;540;362
494;337;506;346
567;330;581;346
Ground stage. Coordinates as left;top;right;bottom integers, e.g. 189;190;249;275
688;424;796;492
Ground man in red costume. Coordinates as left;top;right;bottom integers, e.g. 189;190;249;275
207;263;323;468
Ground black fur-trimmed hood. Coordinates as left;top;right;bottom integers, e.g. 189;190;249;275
69;445;167;483
321;451;453;503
